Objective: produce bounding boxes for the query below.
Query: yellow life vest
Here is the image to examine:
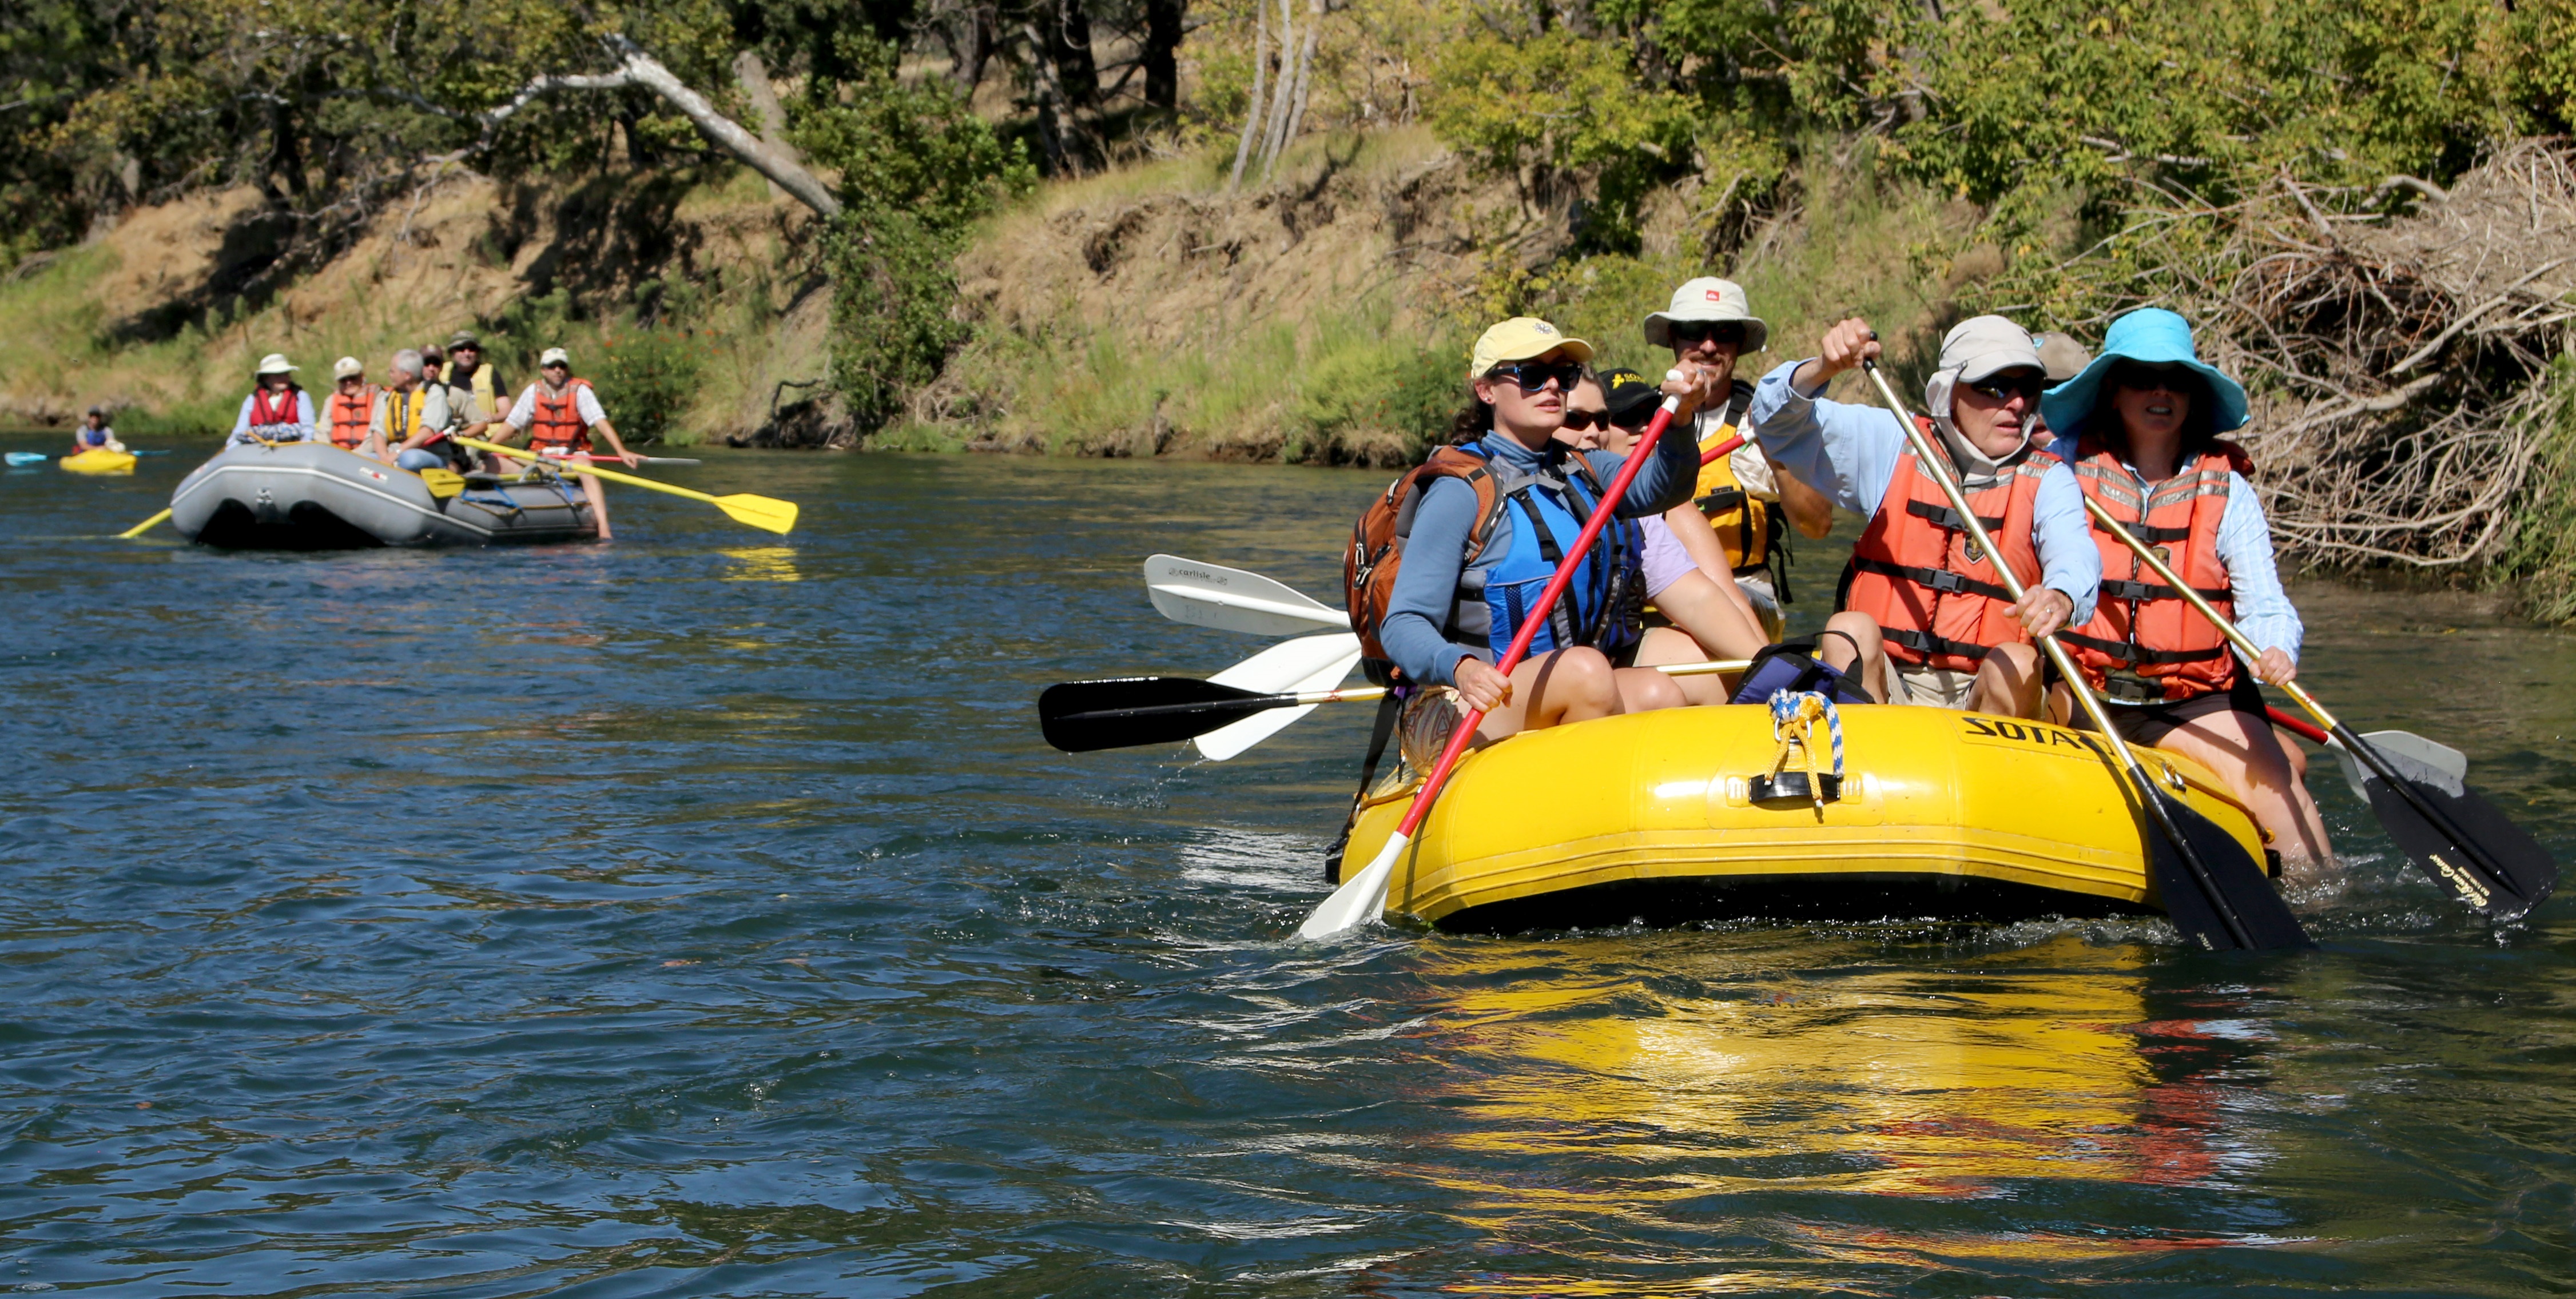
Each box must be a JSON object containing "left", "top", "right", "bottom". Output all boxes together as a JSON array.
[
  {"left": 1692, "top": 424, "right": 1783, "bottom": 572},
  {"left": 440, "top": 361, "right": 500, "bottom": 419},
  {"left": 383, "top": 385, "right": 432, "bottom": 442}
]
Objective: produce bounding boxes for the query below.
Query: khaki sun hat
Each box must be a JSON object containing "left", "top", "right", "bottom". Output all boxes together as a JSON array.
[
  {"left": 1938, "top": 315, "right": 2046, "bottom": 384},
  {"left": 1643, "top": 277, "right": 1768, "bottom": 353},
  {"left": 2030, "top": 331, "right": 2092, "bottom": 383},
  {"left": 331, "top": 356, "right": 364, "bottom": 380},
  {"left": 255, "top": 353, "right": 299, "bottom": 377},
  {"left": 1467, "top": 318, "right": 1592, "bottom": 381},
  {"left": 447, "top": 330, "right": 480, "bottom": 350},
  {"left": 539, "top": 346, "right": 571, "bottom": 368}
]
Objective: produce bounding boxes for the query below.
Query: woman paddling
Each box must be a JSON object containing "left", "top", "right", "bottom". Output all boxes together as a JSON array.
[
  {"left": 1373, "top": 317, "right": 1708, "bottom": 754},
  {"left": 2041, "top": 308, "right": 2334, "bottom": 868}
]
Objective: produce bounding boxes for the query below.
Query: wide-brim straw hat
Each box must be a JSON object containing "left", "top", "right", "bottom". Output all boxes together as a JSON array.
[
  {"left": 255, "top": 352, "right": 299, "bottom": 376},
  {"left": 1643, "top": 277, "right": 1769, "bottom": 353},
  {"left": 2041, "top": 308, "right": 2249, "bottom": 439}
]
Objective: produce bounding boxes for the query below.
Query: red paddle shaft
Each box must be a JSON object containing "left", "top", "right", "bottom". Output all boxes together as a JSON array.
[
  {"left": 2268, "top": 705, "right": 2328, "bottom": 745},
  {"left": 1392, "top": 399, "right": 1686, "bottom": 839},
  {"left": 1699, "top": 432, "right": 1746, "bottom": 466}
]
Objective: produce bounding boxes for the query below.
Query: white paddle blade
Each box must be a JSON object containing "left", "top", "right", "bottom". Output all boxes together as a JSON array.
[
  {"left": 1144, "top": 553, "right": 1351, "bottom": 636},
  {"left": 1299, "top": 831, "right": 1405, "bottom": 938},
  {"left": 2332, "top": 729, "right": 2470, "bottom": 801},
  {"left": 1196, "top": 636, "right": 1365, "bottom": 761}
]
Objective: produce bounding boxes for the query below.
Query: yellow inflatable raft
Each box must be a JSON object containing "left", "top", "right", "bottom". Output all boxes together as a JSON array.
[
  {"left": 1340, "top": 703, "right": 2265, "bottom": 933},
  {"left": 61, "top": 448, "right": 137, "bottom": 475}
]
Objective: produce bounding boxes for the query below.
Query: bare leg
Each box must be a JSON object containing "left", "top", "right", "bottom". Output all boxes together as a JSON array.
[
  {"left": 1635, "top": 626, "right": 1730, "bottom": 706},
  {"left": 1818, "top": 611, "right": 1888, "bottom": 703},
  {"left": 2148, "top": 707, "right": 2335, "bottom": 870},
  {"left": 1969, "top": 643, "right": 2044, "bottom": 718},
  {"left": 1612, "top": 664, "right": 1688, "bottom": 713},
  {"left": 574, "top": 469, "right": 612, "bottom": 539},
  {"left": 1473, "top": 647, "right": 1625, "bottom": 740},
  {"left": 1650, "top": 571, "right": 1767, "bottom": 662}
]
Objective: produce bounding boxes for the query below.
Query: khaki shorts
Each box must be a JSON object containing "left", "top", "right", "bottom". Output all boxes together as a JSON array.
[{"left": 1890, "top": 663, "right": 1978, "bottom": 710}]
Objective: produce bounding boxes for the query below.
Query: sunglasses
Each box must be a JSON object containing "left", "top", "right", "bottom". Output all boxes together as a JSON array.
[
  {"left": 1561, "top": 409, "right": 1612, "bottom": 432},
  {"left": 1965, "top": 375, "right": 2045, "bottom": 403},
  {"left": 2112, "top": 364, "right": 2193, "bottom": 393},
  {"left": 1486, "top": 360, "right": 1584, "bottom": 393},
  {"left": 1669, "top": 321, "right": 1746, "bottom": 346}
]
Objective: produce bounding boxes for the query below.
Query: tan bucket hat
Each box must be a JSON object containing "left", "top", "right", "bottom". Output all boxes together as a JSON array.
[
  {"left": 254, "top": 352, "right": 299, "bottom": 376},
  {"left": 1643, "top": 277, "right": 1768, "bottom": 352}
]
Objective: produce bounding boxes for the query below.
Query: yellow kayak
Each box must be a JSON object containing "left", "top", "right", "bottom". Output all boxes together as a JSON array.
[
  {"left": 1341, "top": 703, "right": 2265, "bottom": 932},
  {"left": 61, "top": 449, "right": 137, "bottom": 475}
]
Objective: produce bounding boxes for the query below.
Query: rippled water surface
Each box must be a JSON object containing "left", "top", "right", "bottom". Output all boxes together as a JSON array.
[{"left": 2, "top": 439, "right": 2573, "bottom": 1297}]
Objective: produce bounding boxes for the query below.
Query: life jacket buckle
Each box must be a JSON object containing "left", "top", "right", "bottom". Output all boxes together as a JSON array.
[{"left": 2102, "top": 670, "right": 2164, "bottom": 704}]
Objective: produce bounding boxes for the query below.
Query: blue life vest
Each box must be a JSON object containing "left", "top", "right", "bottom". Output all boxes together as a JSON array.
[{"left": 1446, "top": 437, "right": 1644, "bottom": 663}]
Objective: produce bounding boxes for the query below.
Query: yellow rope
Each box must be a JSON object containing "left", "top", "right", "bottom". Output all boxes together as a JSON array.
[{"left": 1767, "top": 693, "right": 1833, "bottom": 810}]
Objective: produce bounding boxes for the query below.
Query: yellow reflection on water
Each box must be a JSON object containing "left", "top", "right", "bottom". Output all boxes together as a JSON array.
[
  {"left": 721, "top": 547, "right": 803, "bottom": 583},
  {"left": 1385, "top": 937, "right": 2253, "bottom": 1284}
]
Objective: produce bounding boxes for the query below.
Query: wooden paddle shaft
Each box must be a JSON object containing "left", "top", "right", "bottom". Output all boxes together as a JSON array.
[{"left": 2076, "top": 494, "right": 2341, "bottom": 732}]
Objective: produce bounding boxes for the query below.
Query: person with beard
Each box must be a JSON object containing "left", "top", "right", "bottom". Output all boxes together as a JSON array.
[
  {"left": 1746, "top": 316, "right": 2101, "bottom": 718},
  {"left": 491, "top": 346, "right": 643, "bottom": 539}
]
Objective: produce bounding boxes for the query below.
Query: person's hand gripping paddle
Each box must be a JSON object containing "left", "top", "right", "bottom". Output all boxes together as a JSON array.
[
  {"left": 1298, "top": 372, "right": 1692, "bottom": 939},
  {"left": 2081, "top": 497, "right": 2556, "bottom": 919},
  {"left": 1856, "top": 355, "right": 2311, "bottom": 951}
]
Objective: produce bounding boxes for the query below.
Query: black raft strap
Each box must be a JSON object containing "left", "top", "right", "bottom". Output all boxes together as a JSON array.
[
  {"left": 2100, "top": 577, "right": 2233, "bottom": 603},
  {"left": 2056, "top": 630, "right": 2231, "bottom": 664},
  {"left": 1323, "top": 690, "right": 1406, "bottom": 884},
  {"left": 2094, "top": 516, "right": 2191, "bottom": 544},
  {"left": 1906, "top": 498, "right": 2007, "bottom": 534},
  {"left": 1849, "top": 556, "right": 2016, "bottom": 603}
]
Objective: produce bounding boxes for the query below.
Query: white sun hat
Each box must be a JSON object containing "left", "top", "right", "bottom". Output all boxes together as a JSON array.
[
  {"left": 255, "top": 352, "right": 299, "bottom": 376},
  {"left": 1643, "top": 277, "right": 1768, "bottom": 353}
]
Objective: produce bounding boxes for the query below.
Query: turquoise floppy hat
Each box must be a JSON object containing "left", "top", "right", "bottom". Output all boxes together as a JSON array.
[{"left": 2039, "top": 308, "right": 2248, "bottom": 440}]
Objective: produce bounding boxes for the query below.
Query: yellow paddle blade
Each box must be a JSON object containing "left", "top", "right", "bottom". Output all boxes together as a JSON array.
[
  {"left": 418, "top": 468, "right": 466, "bottom": 499},
  {"left": 714, "top": 493, "right": 798, "bottom": 535},
  {"left": 118, "top": 508, "right": 172, "bottom": 539}
]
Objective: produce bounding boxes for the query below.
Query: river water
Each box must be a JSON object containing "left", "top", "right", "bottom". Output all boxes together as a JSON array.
[{"left": 2, "top": 441, "right": 2571, "bottom": 1297}]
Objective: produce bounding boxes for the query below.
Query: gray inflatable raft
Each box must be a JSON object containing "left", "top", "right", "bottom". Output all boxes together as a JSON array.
[{"left": 170, "top": 441, "right": 597, "bottom": 548}]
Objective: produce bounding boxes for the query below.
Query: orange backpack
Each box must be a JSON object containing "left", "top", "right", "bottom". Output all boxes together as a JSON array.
[{"left": 1343, "top": 445, "right": 1509, "bottom": 679}]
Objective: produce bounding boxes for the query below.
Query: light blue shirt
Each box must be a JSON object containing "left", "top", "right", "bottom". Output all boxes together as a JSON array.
[
  {"left": 1380, "top": 428, "right": 1698, "bottom": 687},
  {"left": 2068, "top": 454, "right": 2303, "bottom": 671},
  {"left": 229, "top": 390, "right": 319, "bottom": 444},
  {"left": 1748, "top": 359, "right": 2100, "bottom": 625}
]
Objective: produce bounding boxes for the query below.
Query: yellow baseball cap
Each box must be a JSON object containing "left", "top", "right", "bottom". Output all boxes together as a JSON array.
[{"left": 1468, "top": 317, "right": 1593, "bottom": 381}]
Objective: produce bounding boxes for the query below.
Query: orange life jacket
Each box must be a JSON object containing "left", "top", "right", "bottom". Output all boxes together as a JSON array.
[
  {"left": 2060, "top": 439, "right": 2252, "bottom": 704},
  {"left": 325, "top": 387, "right": 377, "bottom": 449},
  {"left": 1836, "top": 417, "right": 2054, "bottom": 672},
  {"left": 527, "top": 378, "right": 594, "bottom": 452}
]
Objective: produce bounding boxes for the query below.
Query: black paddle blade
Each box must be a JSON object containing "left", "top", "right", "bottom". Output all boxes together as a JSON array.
[
  {"left": 1037, "top": 676, "right": 1284, "bottom": 753},
  {"left": 2362, "top": 766, "right": 2558, "bottom": 921},
  {"left": 2145, "top": 787, "right": 2315, "bottom": 952}
]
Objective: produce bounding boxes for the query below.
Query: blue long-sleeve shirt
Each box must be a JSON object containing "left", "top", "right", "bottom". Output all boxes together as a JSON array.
[
  {"left": 1382, "top": 426, "right": 1697, "bottom": 687},
  {"left": 229, "top": 390, "right": 318, "bottom": 444},
  {"left": 2064, "top": 454, "right": 2303, "bottom": 674},
  {"left": 1748, "top": 358, "right": 2100, "bottom": 625}
]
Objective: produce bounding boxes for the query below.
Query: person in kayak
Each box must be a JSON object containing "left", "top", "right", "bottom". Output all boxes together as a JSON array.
[
  {"left": 373, "top": 350, "right": 459, "bottom": 472},
  {"left": 71, "top": 407, "right": 123, "bottom": 456},
  {"left": 1748, "top": 315, "right": 2100, "bottom": 717},
  {"left": 1377, "top": 317, "right": 1708, "bottom": 749},
  {"left": 2041, "top": 308, "right": 2333, "bottom": 867},
  {"left": 1648, "top": 277, "right": 1835, "bottom": 637},
  {"left": 229, "top": 354, "right": 317, "bottom": 445},
  {"left": 490, "top": 346, "right": 643, "bottom": 539}
]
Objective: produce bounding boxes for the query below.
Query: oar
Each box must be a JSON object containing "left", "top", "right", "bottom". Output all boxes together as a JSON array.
[
  {"left": 2261, "top": 705, "right": 2467, "bottom": 802},
  {"left": 2081, "top": 495, "right": 2556, "bottom": 919},
  {"left": 1043, "top": 658, "right": 1754, "bottom": 754},
  {"left": 118, "top": 508, "right": 172, "bottom": 539},
  {"left": 454, "top": 436, "right": 798, "bottom": 535},
  {"left": 1859, "top": 359, "right": 2308, "bottom": 950},
  {"left": 1299, "top": 374, "right": 1695, "bottom": 939},
  {"left": 1195, "top": 632, "right": 1366, "bottom": 760},
  {"left": 1143, "top": 554, "right": 1351, "bottom": 636},
  {"left": 5, "top": 452, "right": 47, "bottom": 467}
]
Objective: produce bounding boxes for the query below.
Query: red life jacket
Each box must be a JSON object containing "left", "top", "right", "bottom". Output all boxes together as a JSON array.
[
  {"left": 2059, "top": 439, "right": 2253, "bottom": 704},
  {"left": 248, "top": 386, "right": 303, "bottom": 436},
  {"left": 1836, "top": 417, "right": 2055, "bottom": 672},
  {"left": 325, "top": 387, "right": 377, "bottom": 449},
  {"left": 527, "top": 378, "right": 594, "bottom": 452}
]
